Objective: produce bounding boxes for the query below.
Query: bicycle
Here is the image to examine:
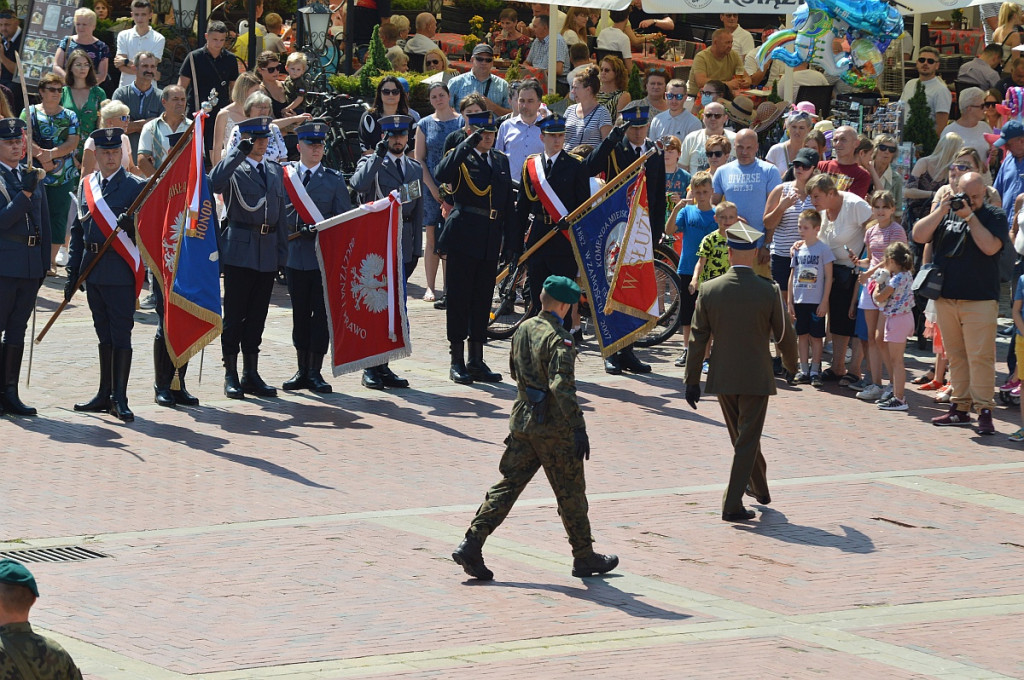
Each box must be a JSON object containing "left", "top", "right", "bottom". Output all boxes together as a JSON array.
[{"left": 305, "top": 92, "right": 367, "bottom": 182}]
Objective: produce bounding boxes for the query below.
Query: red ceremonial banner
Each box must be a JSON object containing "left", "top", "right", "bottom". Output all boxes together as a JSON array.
[
  {"left": 604, "top": 171, "right": 659, "bottom": 320},
  {"left": 315, "top": 192, "right": 411, "bottom": 375}
]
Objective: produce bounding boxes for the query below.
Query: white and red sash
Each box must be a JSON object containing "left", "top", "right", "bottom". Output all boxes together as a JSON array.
[
  {"left": 83, "top": 172, "right": 145, "bottom": 298},
  {"left": 283, "top": 164, "right": 325, "bottom": 226},
  {"left": 526, "top": 154, "right": 568, "bottom": 223}
]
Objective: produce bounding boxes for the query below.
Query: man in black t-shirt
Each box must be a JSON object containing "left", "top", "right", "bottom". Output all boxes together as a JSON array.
[
  {"left": 177, "top": 21, "right": 239, "bottom": 161},
  {"left": 0, "top": 10, "right": 22, "bottom": 113},
  {"left": 912, "top": 172, "right": 1008, "bottom": 435}
]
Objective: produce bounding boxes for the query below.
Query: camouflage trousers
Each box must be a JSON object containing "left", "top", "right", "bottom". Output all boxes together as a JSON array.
[{"left": 469, "top": 431, "right": 594, "bottom": 558}]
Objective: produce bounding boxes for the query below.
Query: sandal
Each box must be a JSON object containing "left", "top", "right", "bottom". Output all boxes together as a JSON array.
[
  {"left": 821, "top": 368, "right": 845, "bottom": 381},
  {"left": 838, "top": 373, "right": 862, "bottom": 387},
  {"left": 911, "top": 372, "right": 935, "bottom": 385},
  {"left": 422, "top": 290, "right": 436, "bottom": 302},
  {"left": 918, "top": 379, "right": 944, "bottom": 391}
]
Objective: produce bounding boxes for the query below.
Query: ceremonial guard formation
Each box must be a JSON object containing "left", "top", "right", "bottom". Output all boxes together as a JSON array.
[
  {"left": 0, "top": 118, "right": 46, "bottom": 417},
  {"left": 282, "top": 121, "right": 351, "bottom": 393},
  {"left": 67, "top": 128, "right": 147, "bottom": 423},
  {"left": 453, "top": 275, "right": 618, "bottom": 581},
  {"left": 434, "top": 111, "right": 515, "bottom": 385},
  {"left": 349, "top": 114, "right": 421, "bottom": 390},
  {"left": 210, "top": 116, "right": 288, "bottom": 400}
]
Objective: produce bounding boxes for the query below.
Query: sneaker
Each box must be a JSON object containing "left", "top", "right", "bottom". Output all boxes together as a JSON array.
[
  {"left": 702, "top": 360, "right": 710, "bottom": 374},
  {"left": 55, "top": 245, "right": 69, "bottom": 266},
  {"left": 1013, "top": 385, "right": 1021, "bottom": 399},
  {"left": 674, "top": 348, "right": 688, "bottom": 367},
  {"left": 977, "top": 408, "right": 995, "bottom": 435},
  {"left": 793, "top": 370, "right": 811, "bottom": 384},
  {"left": 139, "top": 294, "right": 157, "bottom": 310},
  {"left": 1007, "top": 427, "right": 1024, "bottom": 442},
  {"left": 876, "top": 386, "right": 894, "bottom": 404},
  {"left": 846, "top": 376, "right": 871, "bottom": 391},
  {"left": 999, "top": 377, "right": 1020, "bottom": 393},
  {"left": 931, "top": 404, "right": 972, "bottom": 426},
  {"left": 810, "top": 373, "right": 823, "bottom": 387},
  {"left": 856, "top": 384, "right": 883, "bottom": 401},
  {"left": 877, "top": 396, "right": 908, "bottom": 411}
]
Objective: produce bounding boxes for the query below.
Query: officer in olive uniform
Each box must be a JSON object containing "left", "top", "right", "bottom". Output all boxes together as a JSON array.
[
  {"left": 434, "top": 111, "right": 516, "bottom": 385},
  {"left": 453, "top": 275, "right": 619, "bottom": 581},
  {"left": 67, "top": 128, "right": 147, "bottom": 423},
  {"left": 210, "top": 116, "right": 288, "bottom": 400},
  {"left": 684, "top": 223, "right": 798, "bottom": 522},
  {"left": 591, "top": 103, "right": 666, "bottom": 375},
  {"left": 282, "top": 121, "right": 351, "bottom": 393},
  {"left": 349, "top": 114, "right": 422, "bottom": 390},
  {"left": 0, "top": 118, "right": 47, "bottom": 417},
  {"left": 0, "top": 559, "right": 83, "bottom": 679}
]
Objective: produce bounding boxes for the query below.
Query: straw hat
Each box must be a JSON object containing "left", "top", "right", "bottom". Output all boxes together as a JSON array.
[
  {"left": 750, "top": 101, "right": 790, "bottom": 134},
  {"left": 725, "top": 95, "right": 755, "bottom": 127}
]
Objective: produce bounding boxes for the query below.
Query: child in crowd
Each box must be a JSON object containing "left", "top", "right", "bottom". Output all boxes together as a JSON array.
[
  {"left": 691, "top": 201, "right": 739, "bottom": 373},
  {"left": 788, "top": 209, "right": 834, "bottom": 386},
  {"left": 871, "top": 242, "right": 915, "bottom": 411},
  {"left": 673, "top": 171, "right": 716, "bottom": 367},
  {"left": 282, "top": 52, "right": 309, "bottom": 115},
  {"left": 1010, "top": 270, "right": 1024, "bottom": 440}
]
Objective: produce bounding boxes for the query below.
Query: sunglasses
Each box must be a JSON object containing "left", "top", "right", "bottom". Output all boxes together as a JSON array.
[
  {"left": 475, "top": 56, "right": 493, "bottom": 62},
  {"left": 699, "top": 90, "right": 718, "bottom": 96},
  {"left": 706, "top": 150, "right": 726, "bottom": 158},
  {"left": 703, "top": 112, "right": 723, "bottom": 119},
  {"left": 380, "top": 88, "right": 401, "bottom": 96},
  {"left": 665, "top": 93, "right": 685, "bottom": 100},
  {"left": 984, "top": 101, "right": 999, "bottom": 108},
  {"left": 876, "top": 144, "right": 897, "bottom": 153},
  {"left": 39, "top": 86, "right": 61, "bottom": 93},
  {"left": 793, "top": 162, "right": 813, "bottom": 170},
  {"left": 425, "top": 59, "right": 441, "bottom": 66},
  {"left": 917, "top": 57, "right": 937, "bottom": 64},
  {"left": 950, "top": 163, "right": 971, "bottom": 171},
  {"left": 263, "top": 64, "right": 281, "bottom": 72}
]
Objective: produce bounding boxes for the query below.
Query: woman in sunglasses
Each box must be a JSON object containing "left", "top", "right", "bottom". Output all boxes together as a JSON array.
[
  {"left": 359, "top": 75, "right": 417, "bottom": 154},
  {"left": 983, "top": 89, "right": 1004, "bottom": 130},
  {"left": 765, "top": 109, "right": 813, "bottom": 174},
  {"left": 60, "top": 50, "right": 105, "bottom": 161},
  {"left": 903, "top": 132, "right": 964, "bottom": 233},
  {"left": 80, "top": 100, "right": 141, "bottom": 178},
  {"left": 940, "top": 87, "right": 994, "bottom": 179},
  {"left": 421, "top": 49, "right": 456, "bottom": 85},
  {"left": 256, "top": 51, "right": 289, "bottom": 120},
  {"left": 597, "top": 55, "right": 631, "bottom": 118},
  {"left": 866, "top": 134, "right": 903, "bottom": 221}
]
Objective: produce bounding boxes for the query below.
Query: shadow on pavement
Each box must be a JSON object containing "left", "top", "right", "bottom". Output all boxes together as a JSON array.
[
  {"left": 582, "top": 380, "right": 725, "bottom": 428},
  {"left": 7, "top": 416, "right": 128, "bottom": 450},
  {"left": 206, "top": 449, "right": 335, "bottom": 489},
  {"left": 500, "top": 577, "right": 692, "bottom": 620},
  {"left": 733, "top": 507, "right": 876, "bottom": 554}
]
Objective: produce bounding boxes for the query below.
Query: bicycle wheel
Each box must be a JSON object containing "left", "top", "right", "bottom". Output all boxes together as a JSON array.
[
  {"left": 634, "top": 259, "right": 683, "bottom": 347},
  {"left": 655, "top": 242, "right": 680, "bottom": 269},
  {"left": 487, "top": 263, "right": 533, "bottom": 340}
]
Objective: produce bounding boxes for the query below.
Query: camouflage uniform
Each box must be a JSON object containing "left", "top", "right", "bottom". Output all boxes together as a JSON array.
[
  {"left": 468, "top": 310, "right": 595, "bottom": 558},
  {"left": 0, "top": 622, "right": 83, "bottom": 679}
]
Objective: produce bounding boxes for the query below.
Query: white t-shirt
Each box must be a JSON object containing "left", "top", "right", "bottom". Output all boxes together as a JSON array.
[
  {"left": 649, "top": 108, "right": 703, "bottom": 144},
  {"left": 563, "top": 30, "right": 581, "bottom": 46},
  {"left": 596, "top": 26, "right": 631, "bottom": 60},
  {"left": 820, "top": 191, "right": 872, "bottom": 267},
  {"left": 680, "top": 128, "right": 736, "bottom": 175},
  {"left": 115, "top": 26, "right": 166, "bottom": 88},
  {"left": 765, "top": 142, "right": 791, "bottom": 175},
  {"left": 744, "top": 50, "right": 785, "bottom": 87},
  {"left": 900, "top": 76, "right": 952, "bottom": 121},
  {"left": 405, "top": 33, "right": 436, "bottom": 54},
  {"left": 731, "top": 26, "right": 755, "bottom": 58},
  {"left": 941, "top": 121, "right": 993, "bottom": 165},
  {"left": 792, "top": 69, "right": 830, "bottom": 101}
]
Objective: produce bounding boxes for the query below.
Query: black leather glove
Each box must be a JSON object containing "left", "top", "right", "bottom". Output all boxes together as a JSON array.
[
  {"left": 375, "top": 139, "right": 389, "bottom": 158},
  {"left": 465, "top": 130, "right": 483, "bottom": 148},
  {"left": 685, "top": 383, "right": 701, "bottom": 410},
  {"left": 556, "top": 218, "right": 569, "bottom": 231},
  {"left": 237, "top": 138, "right": 255, "bottom": 156},
  {"left": 21, "top": 168, "right": 39, "bottom": 193},
  {"left": 302, "top": 224, "right": 317, "bottom": 237},
  {"left": 609, "top": 121, "right": 630, "bottom": 143},
  {"left": 63, "top": 269, "right": 80, "bottom": 302},
  {"left": 116, "top": 213, "right": 134, "bottom": 238},
  {"left": 573, "top": 428, "right": 590, "bottom": 461}
]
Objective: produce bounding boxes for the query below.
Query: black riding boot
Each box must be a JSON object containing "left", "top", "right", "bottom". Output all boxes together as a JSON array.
[
  {"left": 0, "top": 343, "right": 36, "bottom": 415},
  {"left": 223, "top": 353, "right": 244, "bottom": 399},
  {"left": 282, "top": 349, "right": 310, "bottom": 391},
  {"left": 109, "top": 348, "right": 134, "bottom": 422},
  {"left": 466, "top": 340, "right": 501, "bottom": 382},
  {"left": 153, "top": 338, "right": 176, "bottom": 407},
  {"left": 307, "top": 352, "right": 332, "bottom": 393},
  {"left": 241, "top": 352, "right": 277, "bottom": 397},
  {"left": 171, "top": 361, "right": 200, "bottom": 406},
  {"left": 449, "top": 342, "right": 473, "bottom": 385},
  {"left": 75, "top": 344, "right": 113, "bottom": 412}
]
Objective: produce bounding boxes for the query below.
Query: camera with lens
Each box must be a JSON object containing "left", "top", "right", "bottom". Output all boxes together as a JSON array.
[{"left": 949, "top": 193, "right": 968, "bottom": 211}]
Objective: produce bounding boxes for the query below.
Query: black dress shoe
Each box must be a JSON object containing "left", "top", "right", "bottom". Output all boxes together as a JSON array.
[
  {"left": 618, "top": 348, "right": 651, "bottom": 374},
  {"left": 378, "top": 364, "right": 409, "bottom": 388},
  {"left": 604, "top": 357, "right": 622, "bottom": 375},
  {"left": 722, "top": 508, "right": 756, "bottom": 522},
  {"left": 452, "top": 535, "right": 493, "bottom": 581},
  {"left": 572, "top": 552, "right": 619, "bottom": 577},
  {"left": 361, "top": 367, "right": 385, "bottom": 390},
  {"left": 745, "top": 485, "right": 771, "bottom": 505}
]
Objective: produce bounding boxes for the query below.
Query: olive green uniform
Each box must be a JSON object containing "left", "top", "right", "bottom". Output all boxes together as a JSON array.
[
  {"left": 468, "top": 310, "right": 595, "bottom": 558},
  {"left": 0, "top": 622, "right": 83, "bottom": 680}
]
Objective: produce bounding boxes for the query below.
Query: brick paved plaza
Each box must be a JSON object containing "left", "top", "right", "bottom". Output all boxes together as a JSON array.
[{"left": 2, "top": 271, "right": 1023, "bottom": 679}]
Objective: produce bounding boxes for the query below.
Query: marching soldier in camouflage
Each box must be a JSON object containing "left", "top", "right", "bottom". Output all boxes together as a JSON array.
[
  {"left": 0, "top": 559, "right": 83, "bottom": 679},
  {"left": 453, "top": 275, "right": 619, "bottom": 581}
]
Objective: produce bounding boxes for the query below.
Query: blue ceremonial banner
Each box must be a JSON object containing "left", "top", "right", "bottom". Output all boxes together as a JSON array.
[{"left": 569, "top": 170, "right": 655, "bottom": 358}]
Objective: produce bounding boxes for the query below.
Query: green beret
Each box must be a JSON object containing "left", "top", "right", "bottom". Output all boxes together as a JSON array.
[
  {"left": 0, "top": 559, "right": 39, "bottom": 597},
  {"left": 543, "top": 275, "right": 581, "bottom": 304}
]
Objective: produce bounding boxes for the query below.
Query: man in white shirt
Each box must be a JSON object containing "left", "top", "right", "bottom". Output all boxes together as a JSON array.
[
  {"left": 900, "top": 46, "right": 951, "bottom": 135},
  {"left": 721, "top": 13, "right": 754, "bottom": 58},
  {"left": 791, "top": 63, "right": 830, "bottom": 101},
  {"left": 496, "top": 80, "right": 544, "bottom": 183},
  {"left": 406, "top": 12, "right": 437, "bottom": 54},
  {"left": 138, "top": 85, "right": 190, "bottom": 177},
  {"left": 114, "top": 0, "right": 165, "bottom": 88},
  {"left": 524, "top": 15, "right": 568, "bottom": 77},
  {"left": 596, "top": 8, "right": 633, "bottom": 71},
  {"left": 940, "top": 87, "right": 993, "bottom": 167},
  {"left": 680, "top": 101, "right": 736, "bottom": 174},
  {"left": 649, "top": 78, "right": 702, "bottom": 143}
]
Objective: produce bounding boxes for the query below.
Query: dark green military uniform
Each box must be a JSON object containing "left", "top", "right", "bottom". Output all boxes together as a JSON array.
[
  {"left": 468, "top": 310, "right": 594, "bottom": 558},
  {"left": 0, "top": 622, "right": 83, "bottom": 680}
]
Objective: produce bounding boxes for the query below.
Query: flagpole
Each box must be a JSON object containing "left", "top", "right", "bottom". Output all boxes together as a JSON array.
[
  {"left": 35, "top": 122, "right": 198, "bottom": 344},
  {"left": 495, "top": 144, "right": 661, "bottom": 285}
]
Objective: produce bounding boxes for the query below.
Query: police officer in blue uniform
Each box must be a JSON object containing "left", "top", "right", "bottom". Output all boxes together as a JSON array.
[
  {"left": 434, "top": 111, "right": 516, "bottom": 385},
  {"left": 349, "top": 114, "right": 422, "bottom": 390},
  {"left": 0, "top": 118, "right": 47, "bottom": 416},
  {"left": 210, "top": 116, "right": 288, "bottom": 400},
  {"left": 66, "top": 128, "right": 147, "bottom": 422},
  {"left": 282, "top": 121, "right": 351, "bottom": 393}
]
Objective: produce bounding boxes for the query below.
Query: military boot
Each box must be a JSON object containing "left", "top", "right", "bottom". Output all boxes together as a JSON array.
[
  {"left": 223, "top": 354, "right": 245, "bottom": 399},
  {"left": 618, "top": 346, "right": 651, "bottom": 374},
  {"left": 171, "top": 361, "right": 200, "bottom": 406},
  {"left": 571, "top": 552, "right": 619, "bottom": 577},
  {"left": 153, "top": 337, "right": 176, "bottom": 407},
  {"left": 361, "top": 366, "right": 384, "bottom": 390},
  {"left": 466, "top": 341, "right": 501, "bottom": 382},
  {"left": 449, "top": 342, "right": 473, "bottom": 385},
  {"left": 452, "top": 533, "right": 493, "bottom": 581},
  {"left": 109, "top": 348, "right": 134, "bottom": 423},
  {"left": 75, "top": 344, "right": 113, "bottom": 412},
  {"left": 282, "top": 349, "right": 310, "bottom": 391},
  {"left": 307, "top": 352, "right": 332, "bottom": 393},
  {"left": 0, "top": 343, "right": 36, "bottom": 416},
  {"left": 240, "top": 353, "right": 277, "bottom": 397},
  {"left": 378, "top": 363, "right": 409, "bottom": 388}
]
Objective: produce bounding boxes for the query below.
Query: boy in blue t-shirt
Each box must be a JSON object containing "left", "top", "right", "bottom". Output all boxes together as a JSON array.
[
  {"left": 788, "top": 209, "right": 834, "bottom": 386},
  {"left": 673, "top": 170, "right": 717, "bottom": 367}
]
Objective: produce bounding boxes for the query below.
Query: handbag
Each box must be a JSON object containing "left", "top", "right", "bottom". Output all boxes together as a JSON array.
[{"left": 912, "top": 264, "right": 944, "bottom": 300}]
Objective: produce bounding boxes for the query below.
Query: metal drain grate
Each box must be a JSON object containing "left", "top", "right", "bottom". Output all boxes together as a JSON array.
[{"left": 0, "top": 546, "right": 109, "bottom": 564}]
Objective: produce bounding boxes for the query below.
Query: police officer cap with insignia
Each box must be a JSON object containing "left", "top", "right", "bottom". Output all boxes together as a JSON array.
[
  {"left": 0, "top": 117, "right": 26, "bottom": 140},
  {"left": 619, "top": 101, "right": 650, "bottom": 127},
  {"left": 537, "top": 113, "right": 567, "bottom": 135},
  {"left": 465, "top": 111, "right": 499, "bottom": 132},
  {"left": 379, "top": 114, "right": 415, "bottom": 137},
  {"left": 236, "top": 116, "right": 273, "bottom": 138},
  {"left": 90, "top": 127, "right": 126, "bottom": 148},
  {"left": 295, "top": 121, "right": 327, "bottom": 143}
]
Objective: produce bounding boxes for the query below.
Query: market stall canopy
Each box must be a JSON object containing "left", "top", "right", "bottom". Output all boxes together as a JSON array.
[{"left": 636, "top": 0, "right": 983, "bottom": 15}]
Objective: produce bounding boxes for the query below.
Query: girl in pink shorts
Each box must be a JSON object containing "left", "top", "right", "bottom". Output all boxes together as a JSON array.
[{"left": 871, "top": 242, "right": 916, "bottom": 411}]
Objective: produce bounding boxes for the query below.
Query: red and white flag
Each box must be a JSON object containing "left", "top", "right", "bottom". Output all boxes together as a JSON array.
[
  {"left": 603, "top": 170, "right": 659, "bottom": 320},
  {"left": 315, "top": 192, "right": 411, "bottom": 374},
  {"left": 83, "top": 172, "right": 145, "bottom": 298}
]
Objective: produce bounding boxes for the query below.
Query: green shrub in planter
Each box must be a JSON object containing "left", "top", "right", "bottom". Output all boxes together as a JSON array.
[{"left": 392, "top": 0, "right": 429, "bottom": 9}]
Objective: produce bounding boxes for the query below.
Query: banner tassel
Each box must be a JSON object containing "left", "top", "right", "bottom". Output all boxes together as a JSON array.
[{"left": 171, "top": 367, "right": 181, "bottom": 391}]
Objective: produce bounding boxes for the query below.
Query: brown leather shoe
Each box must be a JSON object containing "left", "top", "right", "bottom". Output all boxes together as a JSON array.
[{"left": 745, "top": 485, "right": 771, "bottom": 505}]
